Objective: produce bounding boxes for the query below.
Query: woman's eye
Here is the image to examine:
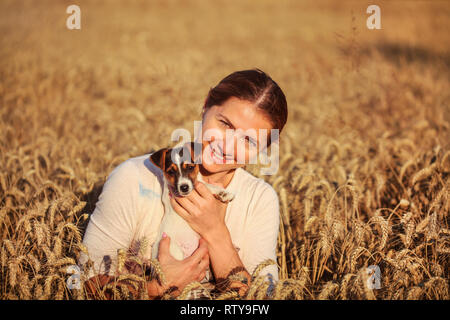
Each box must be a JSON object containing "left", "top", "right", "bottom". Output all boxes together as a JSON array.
[{"left": 220, "top": 120, "right": 230, "bottom": 127}]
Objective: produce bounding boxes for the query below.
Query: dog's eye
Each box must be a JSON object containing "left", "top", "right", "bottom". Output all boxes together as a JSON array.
[
  {"left": 167, "top": 169, "right": 176, "bottom": 175},
  {"left": 185, "top": 165, "right": 195, "bottom": 171}
]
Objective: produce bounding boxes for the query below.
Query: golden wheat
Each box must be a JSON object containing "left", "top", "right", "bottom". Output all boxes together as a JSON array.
[{"left": 1, "top": 0, "right": 448, "bottom": 301}]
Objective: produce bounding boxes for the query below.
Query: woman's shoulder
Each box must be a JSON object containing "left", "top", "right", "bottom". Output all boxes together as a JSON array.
[
  {"left": 233, "top": 168, "right": 280, "bottom": 224},
  {"left": 107, "top": 153, "right": 164, "bottom": 189},
  {"left": 236, "top": 168, "right": 279, "bottom": 202}
]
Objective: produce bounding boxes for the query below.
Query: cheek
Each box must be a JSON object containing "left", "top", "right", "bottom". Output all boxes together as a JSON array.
[
  {"left": 234, "top": 145, "right": 259, "bottom": 165},
  {"left": 187, "top": 166, "right": 199, "bottom": 181},
  {"left": 247, "top": 145, "right": 259, "bottom": 158},
  {"left": 202, "top": 121, "right": 226, "bottom": 143},
  {"left": 165, "top": 174, "right": 176, "bottom": 186}
]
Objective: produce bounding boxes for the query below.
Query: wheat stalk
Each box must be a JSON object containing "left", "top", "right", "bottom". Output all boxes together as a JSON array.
[
  {"left": 370, "top": 215, "right": 390, "bottom": 250},
  {"left": 251, "top": 259, "right": 277, "bottom": 279},
  {"left": 318, "top": 281, "right": 339, "bottom": 300},
  {"left": 340, "top": 273, "right": 355, "bottom": 300},
  {"left": 246, "top": 275, "right": 266, "bottom": 299},
  {"left": 411, "top": 163, "right": 437, "bottom": 186},
  {"left": 0, "top": 2, "right": 448, "bottom": 301},
  {"left": 400, "top": 211, "right": 415, "bottom": 248},
  {"left": 177, "top": 281, "right": 206, "bottom": 300}
]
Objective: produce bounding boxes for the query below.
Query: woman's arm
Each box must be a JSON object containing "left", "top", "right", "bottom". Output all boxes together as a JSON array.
[
  {"left": 170, "top": 181, "right": 252, "bottom": 296},
  {"left": 204, "top": 223, "right": 252, "bottom": 296},
  {"left": 83, "top": 273, "right": 166, "bottom": 299},
  {"left": 83, "top": 234, "right": 210, "bottom": 299}
]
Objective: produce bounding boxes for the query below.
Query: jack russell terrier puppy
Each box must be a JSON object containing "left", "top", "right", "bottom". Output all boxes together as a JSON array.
[{"left": 149, "top": 142, "right": 235, "bottom": 282}]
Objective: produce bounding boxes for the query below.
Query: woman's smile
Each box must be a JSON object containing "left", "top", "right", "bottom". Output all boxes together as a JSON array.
[{"left": 208, "top": 142, "right": 234, "bottom": 163}]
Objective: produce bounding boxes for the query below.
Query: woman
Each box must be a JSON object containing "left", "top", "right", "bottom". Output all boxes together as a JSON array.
[{"left": 80, "top": 68, "right": 288, "bottom": 299}]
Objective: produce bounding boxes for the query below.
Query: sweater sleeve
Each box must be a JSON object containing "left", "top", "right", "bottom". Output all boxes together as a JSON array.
[
  {"left": 242, "top": 182, "right": 280, "bottom": 282},
  {"left": 79, "top": 160, "right": 141, "bottom": 277}
]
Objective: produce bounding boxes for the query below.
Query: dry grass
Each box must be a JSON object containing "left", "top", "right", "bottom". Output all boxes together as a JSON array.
[{"left": 1, "top": 0, "right": 449, "bottom": 300}]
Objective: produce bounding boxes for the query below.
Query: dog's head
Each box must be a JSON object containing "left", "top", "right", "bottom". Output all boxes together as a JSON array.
[{"left": 149, "top": 142, "right": 202, "bottom": 197}]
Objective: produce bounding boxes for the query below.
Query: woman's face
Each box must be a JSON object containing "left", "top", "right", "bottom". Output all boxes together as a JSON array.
[{"left": 200, "top": 96, "right": 273, "bottom": 174}]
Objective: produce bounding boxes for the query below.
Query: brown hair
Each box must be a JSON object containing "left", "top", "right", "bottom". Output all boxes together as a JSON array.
[{"left": 201, "top": 68, "right": 288, "bottom": 145}]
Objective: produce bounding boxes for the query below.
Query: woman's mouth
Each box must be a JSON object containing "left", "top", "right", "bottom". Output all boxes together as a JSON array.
[{"left": 210, "top": 144, "right": 233, "bottom": 162}]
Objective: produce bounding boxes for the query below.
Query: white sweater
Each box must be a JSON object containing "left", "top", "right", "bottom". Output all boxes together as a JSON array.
[{"left": 79, "top": 153, "right": 280, "bottom": 282}]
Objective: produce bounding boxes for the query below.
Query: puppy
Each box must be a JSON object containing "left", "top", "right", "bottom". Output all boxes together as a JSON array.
[{"left": 149, "top": 142, "right": 235, "bottom": 282}]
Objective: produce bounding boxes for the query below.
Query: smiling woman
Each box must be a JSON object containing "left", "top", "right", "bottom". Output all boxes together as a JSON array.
[
  {"left": 201, "top": 97, "right": 273, "bottom": 168},
  {"left": 79, "top": 68, "right": 288, "bottom": 299},
  {"left": 198, "top": 69, "right": 287, "bottom": 184}
]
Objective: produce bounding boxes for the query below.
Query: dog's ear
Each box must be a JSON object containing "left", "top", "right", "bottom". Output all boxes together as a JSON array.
[
  {"left": 150, "top": 148, "right": 168, "bottom": 171},
  {"left": 189, "top": 141, "right": 202, "bottom": 164}
]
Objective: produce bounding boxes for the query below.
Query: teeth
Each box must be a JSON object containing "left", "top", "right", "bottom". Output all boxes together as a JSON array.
[
  {"left": 211, "top": 149, "right": 222, "bottom": 161},
  {"left": 212, "top": 146, "right": 230, "bottom": 160},
  {"left": 213, "top": 147, "right": 223, "bottom": 159}
]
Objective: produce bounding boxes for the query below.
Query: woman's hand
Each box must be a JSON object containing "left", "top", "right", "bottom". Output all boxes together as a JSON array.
[
  {"left": 155, "top": 234, "right": 210, "bottom": 297},
  {"left": 169, "top": 181, "right": 251, "bottom": 297},
  {"left": 169, "top": 181, "right": 229, "bottom": 242}
]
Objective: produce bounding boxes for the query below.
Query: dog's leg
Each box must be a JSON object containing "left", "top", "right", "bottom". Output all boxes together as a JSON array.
[
  {"left": 214, "top": 190, "right": 235, "bottom": 203},
  {"left": 206, "top": 183, "right": 235, "bottom": 203},
  {"left": 197, "top": 173, "right": 235, "bottom": 203}
]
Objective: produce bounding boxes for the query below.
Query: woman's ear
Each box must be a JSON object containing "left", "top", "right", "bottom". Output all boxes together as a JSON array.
[{"left": 150, "top": 148, "right": 168, "bottom": 171}]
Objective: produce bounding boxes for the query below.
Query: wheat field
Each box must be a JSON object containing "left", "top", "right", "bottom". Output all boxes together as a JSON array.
[{"left": 0, "top": 0, "right": 449, "bottom": 300}]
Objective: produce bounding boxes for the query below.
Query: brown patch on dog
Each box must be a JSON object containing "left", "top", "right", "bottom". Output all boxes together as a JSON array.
[
  {"left": 163, "top": 163, "right": 178, "bottom": 187},
  {"left": 164, "top": 173, "right": 176, "bottom": 188},
  {"left": 150, "top": 148, "right": 169, "bottom": 172},
  {"left": 186, "top": 164, "right": 199, "bottom": 184},
  {"left": 166, "top": 163, "right": 178, "bottom": 173}
]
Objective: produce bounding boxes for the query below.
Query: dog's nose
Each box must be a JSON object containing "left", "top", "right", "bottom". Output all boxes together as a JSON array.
[{"left": 180, "top": 184, "right": 189, "bottom": 193}]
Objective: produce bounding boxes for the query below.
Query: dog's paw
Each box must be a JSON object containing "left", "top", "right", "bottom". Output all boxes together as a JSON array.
[{"left": 214, "top": 191, "right": 235, "bottom": 203}]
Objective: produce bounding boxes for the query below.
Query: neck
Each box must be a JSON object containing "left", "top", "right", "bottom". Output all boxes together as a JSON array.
[{"left": 199, "top": 166, "right": 236, "bottom": 188}]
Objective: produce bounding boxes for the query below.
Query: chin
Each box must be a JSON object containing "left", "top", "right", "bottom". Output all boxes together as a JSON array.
[{"left": 200, "top": 160, "right": 234, "bottom": 174}]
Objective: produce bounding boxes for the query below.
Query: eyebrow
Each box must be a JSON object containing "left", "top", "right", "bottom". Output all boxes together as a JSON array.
[
  {"left": 218, "top": 113, "right": 258, "bottom": 144},
  {"left": 218, "top": 113, "right": 235, "bottom": 129}
]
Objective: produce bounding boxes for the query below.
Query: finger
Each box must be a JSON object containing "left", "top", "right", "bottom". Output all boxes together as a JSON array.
[
  {"left": 195, "top": 251, "right": 209, "bottom": 265},
  {"left": 197, "top": 271, "right": 206, "bottom": 282},
  {"left": 157, "top": 233, "right": 171, "bottom": 261},
  {"left": 184, "top": 188, "right": 202, "bottom": 207},
  {"left": 198, "top": 237, "right": 208, "bottom": 249},
  {"left": 198, "top": 256, "right": 210, "bottom": 271},
  {"left": 170, "top": 197, "right": 192, "bottom": 220},
  {"left": 198, "top": 239, "right": 210, "bottom": 259},
  {"left": 194, "top": 181, "right": 214, "bottom": 199},
  {"left": 198, "top": 240, "right": 209, "bottom": 260},
  {"left": 174, "top": 196, "right": 200, "bottom": 216}
]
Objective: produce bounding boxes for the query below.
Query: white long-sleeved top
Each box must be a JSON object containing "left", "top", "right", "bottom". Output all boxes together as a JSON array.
[{"left": 79, "top": 153, "right": 280, "bottom": 282}]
